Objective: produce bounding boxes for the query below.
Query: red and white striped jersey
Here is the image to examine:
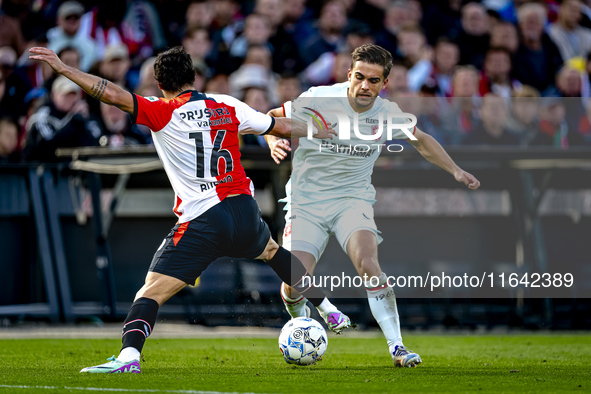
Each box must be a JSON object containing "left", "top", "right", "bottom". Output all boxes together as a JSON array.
[{"left": 132, "top": 90, "right": 275, "bottom": 223}]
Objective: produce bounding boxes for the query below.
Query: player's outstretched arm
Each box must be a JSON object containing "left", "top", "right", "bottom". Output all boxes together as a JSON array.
[
  {"left": 29, "top": 47, "right": 134, "bottom": 114},
  {"left": 265, "top": 107, "right": 291, "bottom": 164},
  {"left": 269, "top": 117, "right": 336, "bottom": 140},
  {"left": 408, "top": 128, "right": 480, "bottom": 190}
]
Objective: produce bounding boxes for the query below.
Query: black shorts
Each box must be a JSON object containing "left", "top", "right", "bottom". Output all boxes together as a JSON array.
[{"left": 149, "top": 194, "right": 271, "bottom": 284}]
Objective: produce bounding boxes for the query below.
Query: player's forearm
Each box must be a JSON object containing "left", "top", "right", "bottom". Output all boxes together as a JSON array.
[
  {"left": 60, "top": 66, "right": 134, "bottom": 113},
  {"left": 415, "top": 133, "right": 461, "bottom": 176},
  {"left": 268, "top": 118, "right": 307, "bottom": 139}
]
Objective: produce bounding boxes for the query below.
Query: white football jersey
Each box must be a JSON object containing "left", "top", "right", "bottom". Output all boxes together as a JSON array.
[
  {"left": 132, "top": 90, "right": 275, "bottom": 223},
  {"left": 283, "top": 82, "right": 415, "bottom": 206}
]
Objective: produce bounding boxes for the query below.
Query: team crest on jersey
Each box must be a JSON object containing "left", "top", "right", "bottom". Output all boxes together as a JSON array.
[
  {"left": 371, "top": 125, "right": 381, "bottom": 141},
  {"left": 145, "top": 96, "right": 159, "bottom": 102}
]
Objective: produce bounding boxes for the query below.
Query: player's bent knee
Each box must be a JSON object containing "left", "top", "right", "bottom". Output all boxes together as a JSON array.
[
  {"left": 135, "top": 273, "right": 188, "bottom": 306},
  {"left": 256, "top": 236, "right": 279, "bottom": 261},
  {"left": 355, "top": 257, "right": 382, "bottom": 277}
]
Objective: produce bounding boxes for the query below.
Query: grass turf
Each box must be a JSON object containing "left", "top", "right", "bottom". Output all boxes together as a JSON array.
[{"left": 0, "top": 335, "right": 590, "bottom": 394}]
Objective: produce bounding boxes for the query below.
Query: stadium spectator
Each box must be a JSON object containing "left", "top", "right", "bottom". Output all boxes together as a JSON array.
[
  {"left": 204, "top": 73, "right": 230, "bottom": 95},
  {"left": 23, "top": 75, "right": 101, "bottom": 162},
  {"left": 490, "top": 21, "right": 519, "bottom": 54},
  {"left": 569, "top": 98, "right": 591, "bottom": 145},
  {"left": 242, "top": 86, "right": 271, "bottom": 146},
  {"left": 192, "top": 59, "right": 207, "bottom": 91},
  {"left": 77, "top": 0, "right": 128, "bottom": 60},
  {"left": 422, "top": 0, "right": 462, "bottom": 45},
  {"left": 0, "top": 116, "right": 19, "bottom": 163},
  {"left": 255, "top": 0, "right": 303, "bottom": 73},
  {"left": 444, "top": 66, "right": 480, "bottom": 144},
  {"left": 374, "top": 0, "right": 412, "bottom": 56},
  {"left": 282, "top": 0, "right": 314, "bottom": 45},
  {"left": 303, "top": 22, "right": 374, "bottom": 87},
  {"left": 514, "top": 2, "right": 564, "bottom": 93},
  {"left": 229, "top": 44, "right": 279, "bottom": 103},
  {"left": 410, "top": 37, "right": 459, "bottom": 96},
  {"left": 1, "top": 45, "right": 52, "bottom": 122},
  {"left": 299, "top": 1, "right": 347, "bottom": 67},
  {"left": 229, "top": 14, "right": 273, "bottom": 61},
  {"left": 464, "top": 94, "right": 519, "bottom": 145},
  {"left": 549, "top": 0, "right": 591, "bottom": 61},
  {"left": 123, "top": 0, "right": 167, "bottom": 61},
  {"left": 497, "top": 0, "right": 532, "bottom": 24},
  {"left": 554, "top": 64, "right": 585, "bottom": 97},
  {"left": 182, "top": 27, "right": 212, "bottom": 67},
  {"left": 479, "top": 47, "right": 522, "bottom": 97},
  {"left": 506, "top": 85, "right": 545, "bottom": 146},
  {"left": 0, "top": 70, "right": 5, "bottom": 111},
  {"left": 384, "top": 60, "right": 409, "bottom": 95},
  {"left": 98, "top": 102, "right": 150, "bottom": 147},
  {"left": 0, "top": 0, "right": 26, "bottom": 56},
  {"left": 57, "top": 47, "right": 81, "bottom": 71},
  {"left": 47, "top": 1, "right": 97, "bottom": 72},
  {"left": 183, "top": 0, "right": 214, "bottom": 32},
  {"left": 456, "top": 2, "right": 490, "bottom": 68},
  {"left": 99, "top": 44, "right": 131, "bottom": 90},
  {"left": 538, "top": 96, "right": 569, "bottom": 148},
  {"left": 277, "top": 73, "right": 302, "bottom": 104},
  {"left": 396, "top": 26, "right": 430, "bottom": 69}
]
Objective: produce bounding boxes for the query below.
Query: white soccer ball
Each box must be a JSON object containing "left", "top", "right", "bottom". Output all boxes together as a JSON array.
[{"left": 278, "top": 317, "right": 328, "bottom": 365}]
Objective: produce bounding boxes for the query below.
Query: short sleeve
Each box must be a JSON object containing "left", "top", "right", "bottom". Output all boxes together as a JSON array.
[
  {"left": 282, "top": 101, "right": 292, "bottom": 118},
  {"left": 222, "top": 96, "right": 274, "bottom": 135},
  {"left": 132, "top": 94, "right": 180, "bottom": 132}
]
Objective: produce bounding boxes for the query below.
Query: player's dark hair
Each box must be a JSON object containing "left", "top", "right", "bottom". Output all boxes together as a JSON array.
[
  {"left": 350, "top": 44, "right": 393, "bottom": 79},
  {"left": 154, "top": 46, "right": 196, "bottom": 93}
]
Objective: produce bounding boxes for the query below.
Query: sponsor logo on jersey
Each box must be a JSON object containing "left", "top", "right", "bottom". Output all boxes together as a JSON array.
[
  {"left": 180, "top": 107, "right": 232, "bottom": 121},
  {"left": 145, "top": 96, "right": 159, "bottom": 102},
  {"left": 200, "top": 174, "right": 233, "bottom": 192}
]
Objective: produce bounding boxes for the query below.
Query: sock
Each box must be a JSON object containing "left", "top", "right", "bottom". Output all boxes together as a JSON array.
[
  {"left": 316, "top": 297, "right": 338, "bottom": 320},
  {"left": 118, "top": 347, "right": 140, "bottom": 362},
  {"left": 120, "top": 297, "right": 159, "bottom": 356},
  {"left": 265, "top": 246, "right": 325, "bottom": 307},
  {"left": 280, "top": 284, "right": 308, "bottom": 318},
  {"left": 366, "top": 273, "right": 403, "bottom": 349}
]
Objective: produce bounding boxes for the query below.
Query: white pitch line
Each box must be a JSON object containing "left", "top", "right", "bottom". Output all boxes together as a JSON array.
[{"left": 0, "top": 385, "right": 270, "bottom": 394}]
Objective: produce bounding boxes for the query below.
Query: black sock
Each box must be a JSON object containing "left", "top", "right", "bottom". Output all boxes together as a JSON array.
[
  {"left": 121, "top": 297, "right": 159, "bottom": 353},
  {"left": 265, "top": 246, "right": 325, "bottom": 307}
]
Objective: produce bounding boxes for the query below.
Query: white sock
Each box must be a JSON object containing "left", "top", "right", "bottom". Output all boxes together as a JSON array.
[
  {"left": 316, "top": 297, "right": 338, "bottom": 320},
  {"left": 118, "top": 347, "right": 140, "bottom": 362},
  {"left": 281, "top": 284, "right": 308, "bottom": 318},
  {"left": 366, "top": 273, "right": 403, "bottom": 349}
]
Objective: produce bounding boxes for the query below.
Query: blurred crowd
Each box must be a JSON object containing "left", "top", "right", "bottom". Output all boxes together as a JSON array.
[{"left": 2, "top": 0, "right": 591, "bottom": 163}]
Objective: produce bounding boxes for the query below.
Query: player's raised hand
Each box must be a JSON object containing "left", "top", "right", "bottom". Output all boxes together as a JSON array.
[
  {"left": 455, "top": 170, "right": 480, "bottom": 190},
  {"left": 29, "top": 47, "right": 67, "bottom": 74},
  {"left": 269, "top": 138, "right": 291, "bottom": 164}
]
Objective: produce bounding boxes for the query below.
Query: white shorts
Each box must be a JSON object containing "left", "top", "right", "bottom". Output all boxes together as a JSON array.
[{"left": 282, "top": 198, "right": 383, "bottom": 262}]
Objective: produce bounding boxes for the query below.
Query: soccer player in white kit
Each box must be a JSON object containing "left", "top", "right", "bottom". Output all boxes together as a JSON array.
[
  {"left": 266, "top": 44, "right": 481, "bottom": 368},
  {"left": 29, "top": 46, "right": 339, "bottom": 373}
]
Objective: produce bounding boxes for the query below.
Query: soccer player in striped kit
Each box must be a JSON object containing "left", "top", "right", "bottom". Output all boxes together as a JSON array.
[{"left": 29, "top": 46, "right": 345, "bottom": 373}]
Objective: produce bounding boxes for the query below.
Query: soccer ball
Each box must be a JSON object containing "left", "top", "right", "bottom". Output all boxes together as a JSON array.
[{"left": 278, "top": 317, "right": 327, "bottom": 365}]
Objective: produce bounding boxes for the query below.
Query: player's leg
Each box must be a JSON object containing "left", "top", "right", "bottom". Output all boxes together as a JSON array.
[
  {"left": 80, "top": 272, "right": 187, "bottom": 374},
  {"left": 280, "top": 250, "right": 316, "bottom": 318},
  {"left": 279, "top": 205, "right": 351, "bottom": 331},
  {"left": 82, "top": 216, "right": 218, "bottom": 373},
  {"left": 346, "top": 230, "right": 421, "bottom": 368}
]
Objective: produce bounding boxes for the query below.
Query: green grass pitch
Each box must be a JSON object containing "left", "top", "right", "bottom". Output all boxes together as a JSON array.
[{"left": 0, "top": 335, "right": 590, "bottom": 393}]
